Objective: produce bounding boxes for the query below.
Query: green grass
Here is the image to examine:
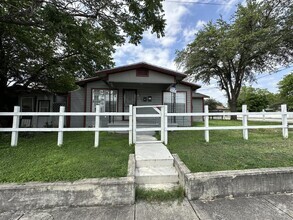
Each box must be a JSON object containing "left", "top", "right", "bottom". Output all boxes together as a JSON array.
[
  {"left": 0, "top": 132, "right": 133, "bottom": 183},
  {"left": 135, "top": 187, "right": 184, "bottom": 202},
  {"left": 167, "top": 120, "right": 293, "bottom": 172}
]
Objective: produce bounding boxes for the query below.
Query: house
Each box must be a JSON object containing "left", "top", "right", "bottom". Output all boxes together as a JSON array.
[
  {"left": 68, "top": 62, "right": 207, "bottom": 127},
  {"left": 1, "top": 86, "right": 68, "bottom": 128},
  {"left": 192, "top": 92, "right": 210, "bottom": 122}
]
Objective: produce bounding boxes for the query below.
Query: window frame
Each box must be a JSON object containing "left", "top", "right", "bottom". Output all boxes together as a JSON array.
[
  {"left": 91, "top": 88, "right": 118, "bottom": 112},
  {"left": 38, "top": 100, "right": 50, "bottom": 112},
  {"left": 163, "top": 91, "right": 187, "bottom": 113},
  {"left": 21, "top": 97, "right": 34, "bottom": 112}
]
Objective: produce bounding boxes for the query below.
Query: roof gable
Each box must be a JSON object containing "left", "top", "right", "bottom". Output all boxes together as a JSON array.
[
  {"left": 96, "top": 62, "right": 187, "bottom": 77},
  {"left": 76, "top": 62, "right": 187, "bottom": 86}
]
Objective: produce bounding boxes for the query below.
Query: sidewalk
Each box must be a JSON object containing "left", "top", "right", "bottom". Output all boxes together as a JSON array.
[{"left": 2, "top": 193, "right": 293, "bottom": 220}]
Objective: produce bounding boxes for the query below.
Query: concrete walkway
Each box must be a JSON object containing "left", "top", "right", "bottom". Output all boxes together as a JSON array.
[
  {"left": 135, "top": 134, "right": 179, "bottom": 189},
  {"left": 2, "top": 194, "right": 293, "bottom": 220}
]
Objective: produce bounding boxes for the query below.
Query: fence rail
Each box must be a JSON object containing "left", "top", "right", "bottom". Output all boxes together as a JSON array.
[
  {"left": 0, "top": 105, "right": 133, "bottom": 147},
  {"left": 0, "top": 104, "right": 292, "bottom": 147}
]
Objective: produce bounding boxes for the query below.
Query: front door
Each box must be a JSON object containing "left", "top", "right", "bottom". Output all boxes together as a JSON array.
[{"left": 123, "top": 89, "right": 137, "bottom": 120}]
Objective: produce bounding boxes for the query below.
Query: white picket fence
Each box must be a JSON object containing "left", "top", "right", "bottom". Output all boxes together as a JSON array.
[{"left": 0, "top": 104, "right": 292, "bottom": 147}]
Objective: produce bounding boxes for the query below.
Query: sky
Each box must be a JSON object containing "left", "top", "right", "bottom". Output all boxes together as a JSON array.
[{"left": 113, "top": 0, "right": 293, "bottom": 106}]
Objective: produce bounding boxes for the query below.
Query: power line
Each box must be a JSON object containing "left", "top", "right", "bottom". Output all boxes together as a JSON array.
[
  {"left": 256, "top": 65, "right": 293, "bottom": 80},
  {"left": 164, "top": 0, "right": 234, "bottom": 6}
]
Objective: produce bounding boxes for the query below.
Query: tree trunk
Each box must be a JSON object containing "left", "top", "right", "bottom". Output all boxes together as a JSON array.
[{"left": 228, "top": 99, "right": 238, "bottom": 120}]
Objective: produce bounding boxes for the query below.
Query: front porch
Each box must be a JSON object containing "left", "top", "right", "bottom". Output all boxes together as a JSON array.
[{"left": 90, "top": 82, "right": 191, "bottom": 127}]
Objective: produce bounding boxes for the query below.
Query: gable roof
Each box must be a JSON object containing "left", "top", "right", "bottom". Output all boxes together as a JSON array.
[
  {"left": 180, "top": 81, "right": 201, "bottom": 89},
  {"left": 192, "top": 92, "right": 210, "bottom": 98},
  {"left": 96, "top": 62, "right": 187, "bottom": 77},
  {"left": 76, "top": 62, "right": 187, "bottom": 86}
]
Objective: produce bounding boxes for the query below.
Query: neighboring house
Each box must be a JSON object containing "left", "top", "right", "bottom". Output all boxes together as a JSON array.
[
  {"left": 3, "top": 86, "right": 68, "bottom": 128},
  {"left": 192, "top": 92, "right": 210, "bottom": 122},
  {"left": 68, "top": 62, "right": 208, "bottom": 127}
]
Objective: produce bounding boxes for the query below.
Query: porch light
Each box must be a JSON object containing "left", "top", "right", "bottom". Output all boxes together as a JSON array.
[{"left": 170, "top": 84, "right": 176, "bottom": 93}]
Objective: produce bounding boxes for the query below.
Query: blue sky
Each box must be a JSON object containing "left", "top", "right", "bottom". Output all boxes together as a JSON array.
[{"left": 114, "top": 0, "right": 293, "bottom": 105}]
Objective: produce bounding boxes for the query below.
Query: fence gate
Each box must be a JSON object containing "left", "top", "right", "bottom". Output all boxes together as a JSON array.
[{"left": 132, "top": 105, "right": 168, "bottom": 144}]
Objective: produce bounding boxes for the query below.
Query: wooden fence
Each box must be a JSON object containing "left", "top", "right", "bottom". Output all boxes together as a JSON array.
[{"left": 0, "top": 104, "right": 292, "bottom": 147}]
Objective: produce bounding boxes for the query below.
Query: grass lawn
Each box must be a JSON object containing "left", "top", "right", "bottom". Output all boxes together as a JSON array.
[
  {"left": 0, "top": 132, "right": 133, "bottom": 183},
  {"left": 167, "top": 120, "right": 293, "bottom": 172}
]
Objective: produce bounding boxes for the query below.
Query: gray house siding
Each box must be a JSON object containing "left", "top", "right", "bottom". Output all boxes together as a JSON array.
[
  {"left": 174, "top": 84, "right": 192, "bottom": 126},
  {"left": 18, "top": 93, "right": 67, "bottom": 128},
  {"left": 69, "top": 82, "right": 194, "bottom": 127},
  {"left": 69, "top": 87, "right": 85, "bottom": 127},
  {"left": 18, "top": 94, "right": 53, "bottom": 128},
  {"left": 69, "top": 70, "right": 198, "bottom": 127},
  {"left": 115, "top": 83, "right": 168, "bottom": 125},
  {"left": 192, "top": 98, "right": 203, "bottom": 122},
  {"left": 108, "top": 70, "right": 175, "bottom": 84}
]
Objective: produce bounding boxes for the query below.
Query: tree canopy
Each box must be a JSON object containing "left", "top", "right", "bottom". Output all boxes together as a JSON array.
[
  {"left": 0, "top": 0, "right": 165, "bottom": 95},
  {"left": 278, "top": 73, "right": 293, "bottom": 110},
  {"left": 236, "top": 86, "right": 274, "bottom": 112},
  {"left": 204, "top": 98, "right": 223, "bottom": 111},
  {"left": 175, "top": 0, "right": 293, "bottom": 118}
]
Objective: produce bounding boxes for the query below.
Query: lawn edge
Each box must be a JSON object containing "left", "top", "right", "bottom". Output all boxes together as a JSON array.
[{"left": 173, "top": 154, "right": 293, "bottom": 201}]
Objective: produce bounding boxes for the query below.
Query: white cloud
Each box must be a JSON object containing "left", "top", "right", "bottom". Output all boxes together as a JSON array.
[
  {"left": 218, "top": 0, "right": 241, "bottom": 14},
  {"left": 114, "top": 0, "right": 190, "bottom": 70},
  {"left": 113, "top": 42, "right": 176, "bottom": 69},
  {"left": 182, "top": 20, "right": 207, "bottom": 44},
  {"left": 141, "top": 1, "right": 189, "bottom": 48}
]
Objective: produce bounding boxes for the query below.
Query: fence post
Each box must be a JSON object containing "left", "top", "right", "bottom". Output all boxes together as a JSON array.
[
  {"left": 11, "top": 106, "right": 20, "bottom": 147},
  {"left": 161, "top": 105, "right": 165, "bottom": 143},
  {"left": 164, "top": 105, "right": 168, "bottom": 145},
  {"left": 242, "top": 105, "right": 248, "bottom": 140},
  {"left": 129, "top": 105, "right": 133, "bottom": 145},
  {"left": 94, "top": 105, "right": 100, "bottom": 147},
  {"left": 204, "top": 105, "right": 209, "bottom": 142},
  {"left": 281, "top": 104, "right": 288, "bottom": 139},
  {"left": 262, "top": 109, "right": 265, "bottom": 121},
  {"left": 57, "top": 106, "right": 65, "bottom": 146},
  {"left": 133, "top": 106, "right": 136, "bottom": 144}
]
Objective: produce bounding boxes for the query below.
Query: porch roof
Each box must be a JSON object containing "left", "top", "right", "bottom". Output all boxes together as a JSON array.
[{"left": 192, "top": 92, "right": 210, "bottom": 98}]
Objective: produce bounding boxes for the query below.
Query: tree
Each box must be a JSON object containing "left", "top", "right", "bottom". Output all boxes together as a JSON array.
[
  {"left": 278, "top": 73, "right": 293, "bottom": 110},
  {"left": 204, "top": 98, "right": 223, "bottom": 111},
  {"left": 236, "top": 86, "right": 273, "bottom": 112},
  {"left": 0, "top": 0, "right": 165, "bottom": 110},
  {"left": 175, "top": 0, "right": 292, "bottom": 119}
]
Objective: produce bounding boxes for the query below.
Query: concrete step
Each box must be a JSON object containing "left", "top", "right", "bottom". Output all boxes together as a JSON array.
[
  {"left": 136, "top": 159, "right": 174, "bottom": 168},
  {"left": 135, "top": 166, "right": 178, "bottom": 184},
  {"left": 138, "top": 183, "right": 180, "bottom": 191},
  {"left": 135, "top": 143, "right": 174, "bottom": 168}
]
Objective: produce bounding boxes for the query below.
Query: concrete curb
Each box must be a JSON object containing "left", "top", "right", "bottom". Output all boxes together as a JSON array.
[
  {"left": 0, "top": 177, "right": 135, "bottom": 212},
  {"left": 0, "top": 155, "right": 137, "bottom": 212},
  {"left": 128, "top": 154, "right": 136, "bottom": 177},
  {"left": 173, "top": 154, "right": 293, "bottom": 201},
  {"left": 172, "top": 154, "right": 190, "bottom": 188}
]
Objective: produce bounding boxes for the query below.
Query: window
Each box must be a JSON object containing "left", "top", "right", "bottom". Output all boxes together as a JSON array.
[
  {"left": 21, "top": 97, "right": 34, "bottom": 112},
  {"left": 163, "top": 92, "right": 186, "bottom": 113},
  {"left": 163, "top": 92, "right": 186, "bottom": 123},
  {"left": 136, "top": 68, "right": 149, "bottom": 77},
  {"left": 38, "top": 100, "right": 50, "bottom": 112},
  {"left": 92, "top": 89, "right": 118, "bottom": 112}
]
